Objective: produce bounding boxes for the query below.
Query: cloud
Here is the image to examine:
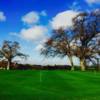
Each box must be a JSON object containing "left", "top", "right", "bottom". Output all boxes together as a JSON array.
[
  {"left": 10, "top": 25, "right": 48, "bottom": 42},
  {"left": 69, "top": 1, "right": 81, "bottom": 11},
  {"left": 20, "top": 25, "right": 48, "bottom": 41},
  {"left": 9, "top": 32, "right": 20, "bottom": 37},
  {"left": 40, "top": 10, "right": 47, "bottom": 16},
  {"left": 21, "top": 10, "right": 47, "bottom": 25},
  {"left": 85, "top": 0, "right": 100, "bottom": 5},
  {"left": 0, "top": 11, "right": 6, "bottom": 21},
  {"left": 50, "top": 10, "right": 79, "bottom": 29},
  {"left": 22, "top": 11, "right": 39, "bottom": 25},
  {"left": 10, "top": 10, "right": 48, "bottom": 42},
  {"left": 35, "top": 44, "right": 45, "bottom": 51}
]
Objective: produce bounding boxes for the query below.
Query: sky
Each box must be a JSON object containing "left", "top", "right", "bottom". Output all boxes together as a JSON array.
[{"left": 0, "top": 0, "right": 99, "bottom": 65}]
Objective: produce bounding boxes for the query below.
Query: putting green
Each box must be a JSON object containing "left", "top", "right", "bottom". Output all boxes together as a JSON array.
[{"left": 0, "top": 70, "right": 100, "bottom": 100}]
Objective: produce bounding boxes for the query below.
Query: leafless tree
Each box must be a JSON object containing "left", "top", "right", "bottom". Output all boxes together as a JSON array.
[
  {"left": 41, "top": 9, "right": 100, "bottom": 71},
  {"left": 72, "top": 9, "right": 100, "bottom": 71},
  {"left": 41, "top": 28, "right": 75, "bottom": 70},
  {"left": 0, "top": 41, "right": 27, "bottom": 70}
]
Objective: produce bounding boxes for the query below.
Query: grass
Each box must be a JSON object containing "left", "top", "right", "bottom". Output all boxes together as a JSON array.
[{"left": 0, "top": 70, "right": 100, "bottom": 100}]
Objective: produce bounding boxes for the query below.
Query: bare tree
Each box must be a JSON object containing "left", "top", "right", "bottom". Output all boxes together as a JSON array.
[
  {"left": 40, "top": 9, "right": 100, "bottom": 71},
  {"left": 41, "top": 28, "right": 75, "bottom": 70},
  {"left": 72, "top": 9, "right": 100, "bottom": 71},
  {"left": 0, "top": 41, "right": 27, "bottom": 70},
  {"left": 41, "top": 9, "right": 100, "bottom": 71}
]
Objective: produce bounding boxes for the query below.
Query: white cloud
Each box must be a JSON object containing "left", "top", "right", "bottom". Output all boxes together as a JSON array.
[
  {"left": 21, "top": 10, "right": 47, "bottom": 25},
  {"left": 10, "top": 27, "right": 49, "bottom": 43},
  {"left": 69, "top": 1, "right": 81, "bottom": 11},
  {"left": 9, "top": 32, "right": 20, "bottom": 37},
  {"left": 40, "top": 10, "right": 47, "bottom": 16},
  {"left": 20, "top": 25, "right": 48, "bottom": 41},
  {"left": 22, "top": 11, "right": 39, "bottom": 25},
  {"left": 50, "top": 10, "right": 79, "bottom": 29},
  {"left": 85, "top": 0, "right": 100, "bottom": 5},
  {"left": 0, "top": 11, "right": 6, "bottom": 21},
  {"left": 35, "top": 44, "right": 45, "bottom": 51}
]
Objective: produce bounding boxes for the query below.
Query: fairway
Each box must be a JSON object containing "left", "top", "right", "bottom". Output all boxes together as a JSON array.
[{"left": 0, "top": 70, "right": 100, "bottom": 100}]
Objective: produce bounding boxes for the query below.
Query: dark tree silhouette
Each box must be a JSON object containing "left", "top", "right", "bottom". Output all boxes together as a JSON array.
[{"left": 0, "top": 41, "right": 27, "bottom": 70}]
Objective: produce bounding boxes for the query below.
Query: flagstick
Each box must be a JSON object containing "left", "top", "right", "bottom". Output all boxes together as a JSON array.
[
  {"left": 39, "top": 57, "right": 46, "bottom": 83},
  {"left": 40, "top": 69, "right": 42, "bottom": 82}
]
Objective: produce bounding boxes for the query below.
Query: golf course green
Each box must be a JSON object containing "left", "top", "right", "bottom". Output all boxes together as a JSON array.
[{"left": 0, "top": 70, "right": 100, "bottom": 100}]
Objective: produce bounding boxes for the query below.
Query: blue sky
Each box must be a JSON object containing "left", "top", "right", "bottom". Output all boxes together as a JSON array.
[{"left": 0, "top": 0, "right": 99, "bottom": 65}]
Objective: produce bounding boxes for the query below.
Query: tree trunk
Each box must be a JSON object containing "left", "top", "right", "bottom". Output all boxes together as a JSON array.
[
  {"left": 69, "top": 56, "right": 74, "bottom": 71},
  {"left": 7, "top": 59, "right": 11, "bottom": 70},
  {"left": 80, "top": 59, "right": 85, "bottom": 71},
  {"left": 7, "top": 61, "right": 10, "bottom": 70},
  {"left": 96, "top": 58, "right": 100, "bottom": 71}
]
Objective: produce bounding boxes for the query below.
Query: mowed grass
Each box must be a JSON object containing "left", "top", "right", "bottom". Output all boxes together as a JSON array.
[{"left": 0, "top": 70, "right": 100, "bottom": 100}]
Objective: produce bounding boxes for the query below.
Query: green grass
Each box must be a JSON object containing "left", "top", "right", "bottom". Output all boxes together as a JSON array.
[{"left": 0, "top": 70, "right": 100, "bottom": 100}]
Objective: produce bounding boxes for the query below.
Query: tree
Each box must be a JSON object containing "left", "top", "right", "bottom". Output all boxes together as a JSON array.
[
  {"left": 41, "top": 9, "right": 100, "bottom": 71},
  {"left": 0, "top": 41, "right": 27, "bottom": 70},
  {"left": 72, "top": 9, "right": 100, "bottom": 71},
  {"left": 41, "top": 28, "right": 75, "bottom": 70}
]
